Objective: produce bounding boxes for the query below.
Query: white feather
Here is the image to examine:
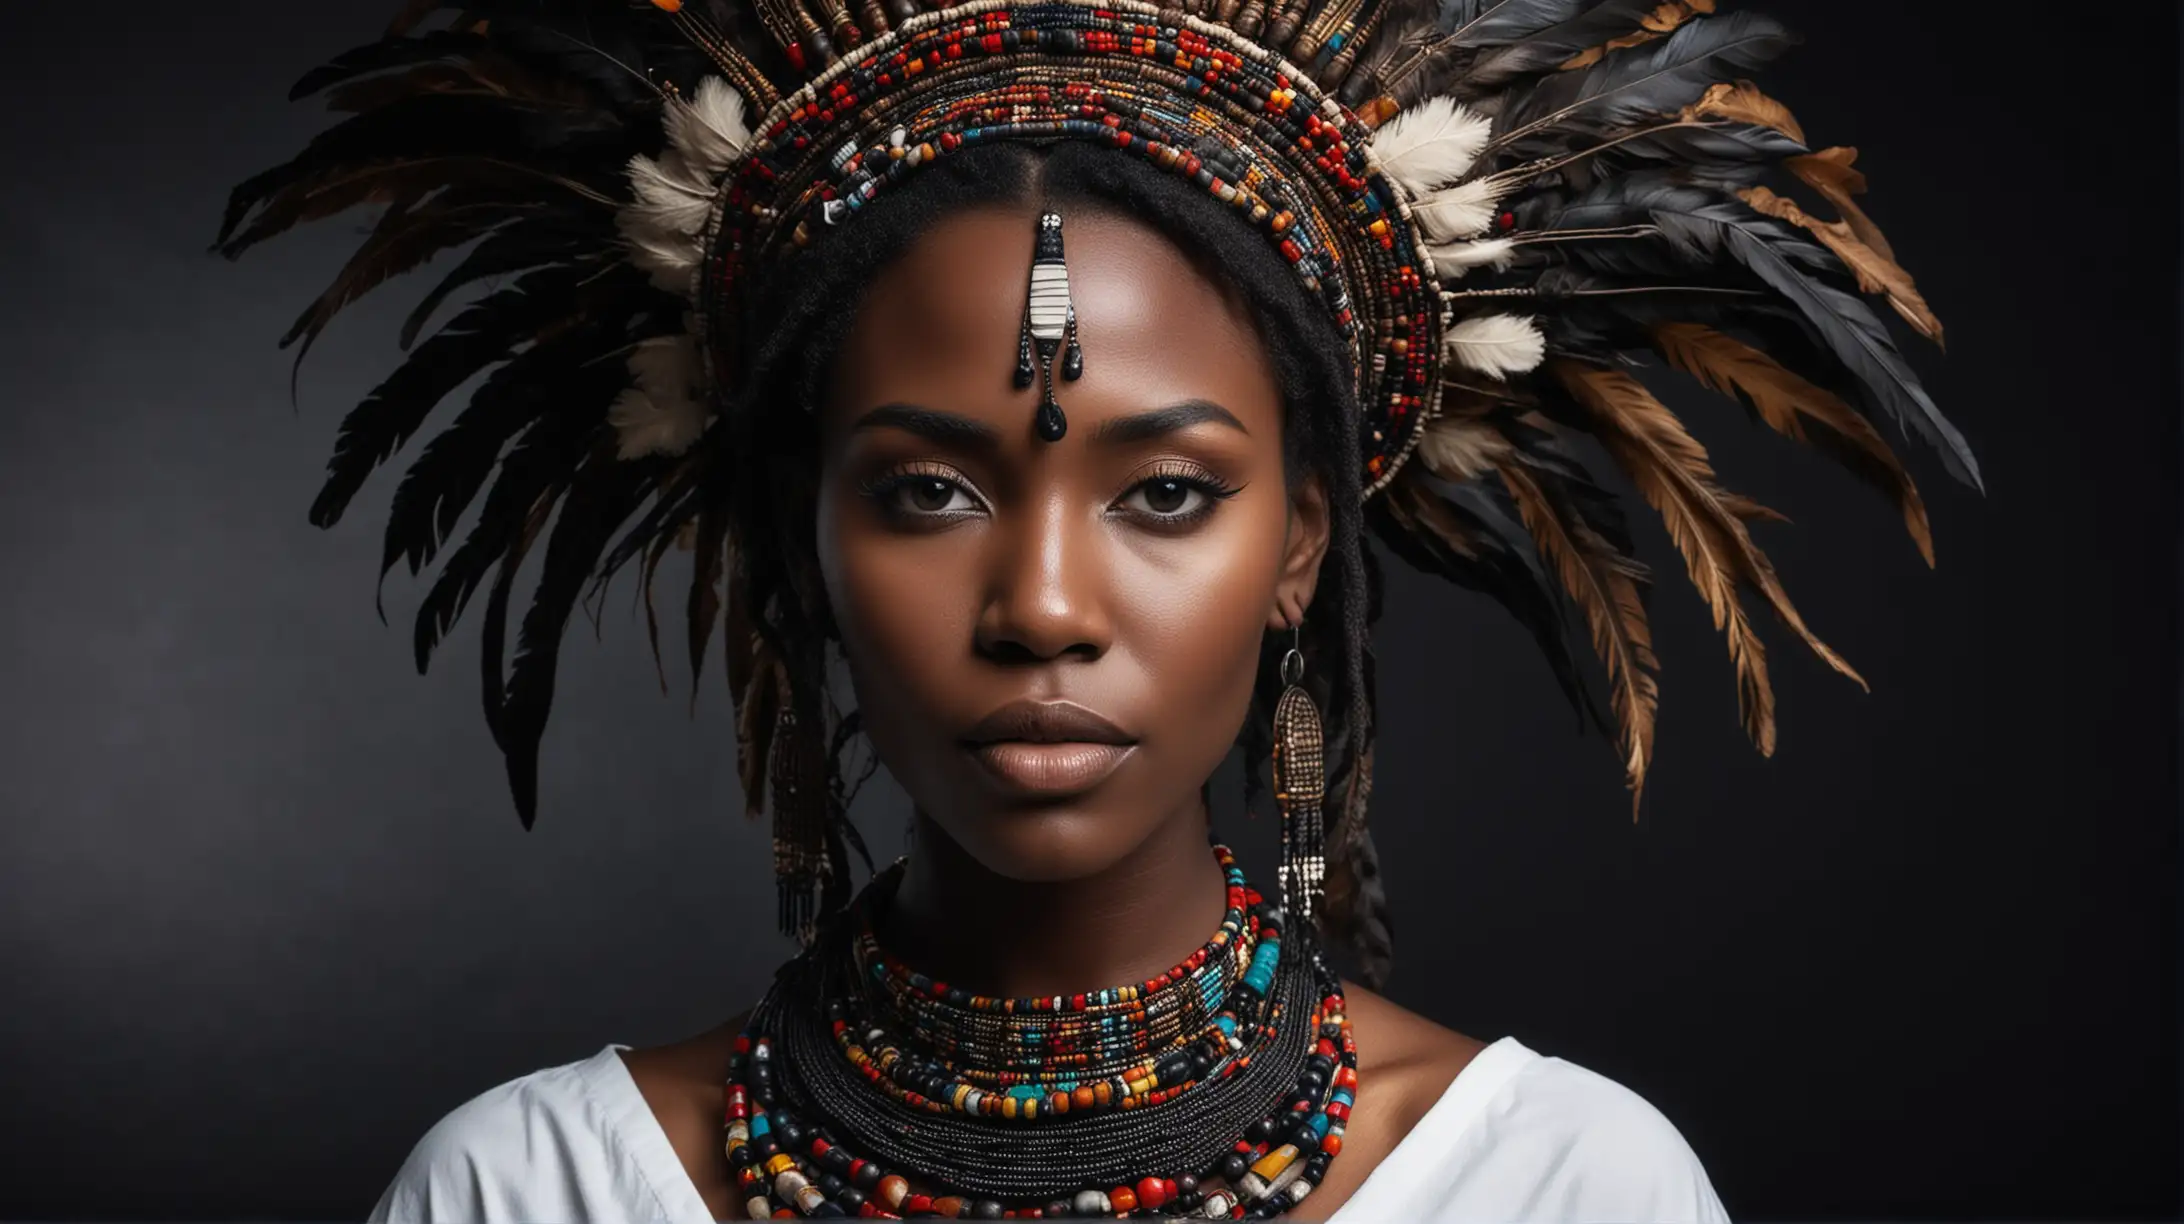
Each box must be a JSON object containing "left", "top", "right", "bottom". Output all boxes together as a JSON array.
[
  {"left": 1411, "top": 178, "right": 1508, "bottom": 244},
  {"left": 1415, "top": 416, "right": 1513, "bottom": 481},
  {"left": 1443, "top": 314, "right": 1545, "bottom": 380},
  {"left": 625, "top": 151, "right": 716, "bottom": 235},
  {"left": 609, "top": 335, "right": 713, "bottom": 460},
  {"left": 616, "top": 209, "right": 703, "bottom": 297},
  {"left": 1424, "top": 237, "right": 1516, "bottom": 280},
  {"left": 1368, "top": 97, "right": 1493, "bottom": 198},
  {"left": 666, "top": 76, "right": 751, "bottom": 180}
]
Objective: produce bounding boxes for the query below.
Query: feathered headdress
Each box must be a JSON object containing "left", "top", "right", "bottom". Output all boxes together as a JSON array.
[{"left": 219, "top": 0, "right": 1971, "bottom": 849}]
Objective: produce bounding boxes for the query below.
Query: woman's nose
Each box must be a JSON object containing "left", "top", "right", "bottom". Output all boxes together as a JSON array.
[{"left": 973, "top": 492, "right": 1112, "bottom": 664}]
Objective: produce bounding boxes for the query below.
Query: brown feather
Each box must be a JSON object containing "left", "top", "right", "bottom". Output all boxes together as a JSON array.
[
  {"left": 1554, "top": 360, "right": 1867, "bottom": 756},
  {"left": 1677, "top": 79, "right": 1806, "bottom": 144},
  {"left": 1500, "top": 461, "right": 1660, "bottom": 812},
  {"left": 1652, "top": 323, "right": 1934, "bottom": 565},
  {"left": 1559, "top": 0, "right": 1715, "bottom": 71},
  {"left": 1739, "top": 185, "right": 1945, "bottom": 350},
  {"left": 1785, "top": 145, "right": 1896, "bottom": 263}
]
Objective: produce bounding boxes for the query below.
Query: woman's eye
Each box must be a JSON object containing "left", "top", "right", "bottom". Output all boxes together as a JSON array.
[
  {"left": 1121, "top": 477, "right": 1207, "bottom": 518},
  {"left": 891, "top": 475, "right": 977, "bottom": 515}
]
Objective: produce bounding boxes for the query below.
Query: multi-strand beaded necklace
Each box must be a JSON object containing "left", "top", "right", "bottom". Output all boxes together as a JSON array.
[{"left": 722, "top": 840, "right": 1358, "bottom": 1218}]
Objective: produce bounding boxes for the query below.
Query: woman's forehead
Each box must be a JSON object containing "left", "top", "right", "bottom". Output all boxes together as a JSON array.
[{"left": 826, "top": 206, "right": 1283, "bottom": 435}]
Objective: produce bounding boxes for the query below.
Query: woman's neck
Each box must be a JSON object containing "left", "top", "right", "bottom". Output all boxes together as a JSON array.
[{"left": 875, "top": 805, "right": 1230, "bottom": 1000}]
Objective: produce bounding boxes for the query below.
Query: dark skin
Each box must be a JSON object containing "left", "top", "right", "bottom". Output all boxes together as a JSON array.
[{"left": 621, "top": 205, "right": 1484, "bottom": 1221}]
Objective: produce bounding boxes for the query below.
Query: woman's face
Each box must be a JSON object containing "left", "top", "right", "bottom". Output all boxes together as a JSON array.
[{"left": 816, "top": 203, "right": 1329, "bottom": 884}]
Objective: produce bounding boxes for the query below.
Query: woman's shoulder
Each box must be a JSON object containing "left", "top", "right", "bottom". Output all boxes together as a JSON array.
[
  {"left": 364, "top": 1041, "right": 708, "bottom": 1224},
  {"left": 1334, "top": 987, "right": 1728, "bottom": 1222}
]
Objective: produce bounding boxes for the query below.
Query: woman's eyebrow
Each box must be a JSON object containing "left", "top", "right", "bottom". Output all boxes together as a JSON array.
[
  {"left": 849, "top": 403, "right": 1002, "bottom": 446},
  {"left": 1090, "top": 399, "right": 1248, "bottom": 445}
]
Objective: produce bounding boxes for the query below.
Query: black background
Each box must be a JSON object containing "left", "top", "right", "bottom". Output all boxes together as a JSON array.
[{"left": 0, "top": 1, "right": 2176, "bottom": 1219}]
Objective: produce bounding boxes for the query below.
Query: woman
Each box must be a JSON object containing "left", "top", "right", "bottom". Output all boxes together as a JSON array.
[{"left": 221, "top": 0, "right": 1970, "bottom": 1218}]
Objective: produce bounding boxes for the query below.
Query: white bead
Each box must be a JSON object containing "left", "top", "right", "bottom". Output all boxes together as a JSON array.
[
  {"left": 775, "top": 1169, "right": 809, "bottom": 1199},
  {"left": 745, "top": 1197, "right": 772, "bottom": 1219},
  {"left": 1074, "top": 1189, "right": 1111, "bottom": 1215}
]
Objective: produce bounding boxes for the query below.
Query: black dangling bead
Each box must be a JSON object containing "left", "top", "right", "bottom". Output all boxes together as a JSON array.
[
  {"left": 1062, "top": 322, "right": 1084, "bottom": 381},
  {"left": 1035, "top": 396, "right": 1067, "bottom": 442},
  {"left": 971, "top": 1201, "right": 1006, "bottom": 1219},
  {"left": 1015, "top": 326, "right": 1036, "bottom": 388}
]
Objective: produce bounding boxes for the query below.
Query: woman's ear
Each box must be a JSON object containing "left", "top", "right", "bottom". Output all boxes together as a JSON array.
[{"left": 1268, "top": 472, "right": 1331, "bottom": 632}]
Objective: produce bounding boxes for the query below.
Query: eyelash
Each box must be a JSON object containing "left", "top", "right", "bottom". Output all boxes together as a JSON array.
[{"left": 856, "top": 461, "right": 1243, "bottom": 528}]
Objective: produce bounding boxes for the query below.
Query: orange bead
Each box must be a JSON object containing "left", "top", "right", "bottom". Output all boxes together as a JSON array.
[
  {"left": 932, "top": 1196, "right": 965, "bottom": 1218},
  {"left": 1321, "top": 1132, "right": 1343, "bottom": 1156},
  {"left": 1109, "top": 1187, "right": 1138, "bottom": 1212},
  {"left": 1072, "top": 1085, "right": 1096, "bottom": 1109}
]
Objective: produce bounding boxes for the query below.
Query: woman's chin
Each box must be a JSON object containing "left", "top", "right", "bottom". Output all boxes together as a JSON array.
[{"left": 929, "top": 799, "right": 1168, "bottom": 886}]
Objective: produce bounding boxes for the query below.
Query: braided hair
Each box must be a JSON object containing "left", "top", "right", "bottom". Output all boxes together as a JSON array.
[{"left": 721, "top": 138, "right": 1397, "bottom": 984}]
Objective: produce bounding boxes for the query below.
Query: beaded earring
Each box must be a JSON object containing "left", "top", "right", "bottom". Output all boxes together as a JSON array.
[
  {"left": 1013, "top": 211, "right": 1084, "bottom": 443},
  {"left": 768, "top": 675, "right": 833, "bottom": 945},
  {"left": 1271, "top": 623, "right": 1327, "bottom": 923}
]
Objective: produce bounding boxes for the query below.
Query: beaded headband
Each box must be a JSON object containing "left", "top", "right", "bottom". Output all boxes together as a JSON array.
[
  {"left": 223, "top": 0, "right": 1974, "bottom": 837},
  {"left": 637, "top": 0, "right": 1453, "bottom": 492}
]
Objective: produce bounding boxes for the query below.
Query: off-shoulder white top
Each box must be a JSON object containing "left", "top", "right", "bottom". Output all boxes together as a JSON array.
[{"left": 365, "top": 1036, "right": 1729, "bottom": 1222}]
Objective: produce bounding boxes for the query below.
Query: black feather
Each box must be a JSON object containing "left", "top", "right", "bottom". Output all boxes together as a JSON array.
[
  {"left": 378, "top": 307, "right": 642, "bottom": 616},
  {"left": 308, "top": 265, "right": 592, "bottom": 531},
  {"left": 288, "top": 29, "right": 489, "bottom": 102},
  {"left": 1549, "top": 175, "right": 1980, "bottom": 488},
  {"left": 400, "top": 218, "right": 612, "bottom": 349},
  {"left": 219, "top": 92, "right": 624, "bottom": 246},
  {"left": 1446, "top": 0, "right": 1604, "bottom": 46},
  {"left": 1498, "top": 12, "right": 1795, "bottom": 142},
  {"left": 1462, "top": 0, "right": 1662, "bottom": 87},
  {"left": 1369, "top": 470, "right": 1606, "bottom": 732},
  {"left": 499, "top": 456, "right": 651, "bottom": 828}
]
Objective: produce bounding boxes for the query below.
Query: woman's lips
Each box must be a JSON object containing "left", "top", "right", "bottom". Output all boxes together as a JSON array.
[{"left": 965, "top": 741, "right": 1135, "bottom": 797}]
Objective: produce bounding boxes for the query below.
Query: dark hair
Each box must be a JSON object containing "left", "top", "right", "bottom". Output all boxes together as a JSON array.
[{"left": 720, "top": 139, "right": 1390, "bottom": 974}]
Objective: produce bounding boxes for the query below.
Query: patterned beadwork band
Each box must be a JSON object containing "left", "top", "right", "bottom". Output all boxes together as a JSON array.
[{"left": 696, "top": 0, "right": 1448, "bottom": 494}]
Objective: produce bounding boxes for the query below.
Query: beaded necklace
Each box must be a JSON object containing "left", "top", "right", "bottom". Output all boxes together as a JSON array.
[{"left": 722, "top": 839, "right": 1358, "bottom": 1218}]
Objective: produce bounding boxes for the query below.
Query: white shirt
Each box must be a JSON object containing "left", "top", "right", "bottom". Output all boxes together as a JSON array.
[{"left": 366, "top": 1036, "right": 1729, "bottom": 1222}]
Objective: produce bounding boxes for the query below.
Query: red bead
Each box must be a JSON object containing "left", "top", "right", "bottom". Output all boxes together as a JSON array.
[{"left": 1136, "top": 1177, "right": 1168, "bottom": 1209}]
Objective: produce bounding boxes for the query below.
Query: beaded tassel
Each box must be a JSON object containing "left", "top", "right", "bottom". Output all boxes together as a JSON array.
[
  {"left": 1271, "top": 630, "right": 1327, "bottom": 924},
  {"left": 1013, "top": 211, "right": 1084, "bottom": 443},
  {"left": 769, "top": 697, "right": 833, "bottom": 945}
]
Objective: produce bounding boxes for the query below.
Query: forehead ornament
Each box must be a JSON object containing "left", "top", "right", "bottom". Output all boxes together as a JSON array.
[{"left": 1014, "top": 211, "right": 1085, "bottom": 443}]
